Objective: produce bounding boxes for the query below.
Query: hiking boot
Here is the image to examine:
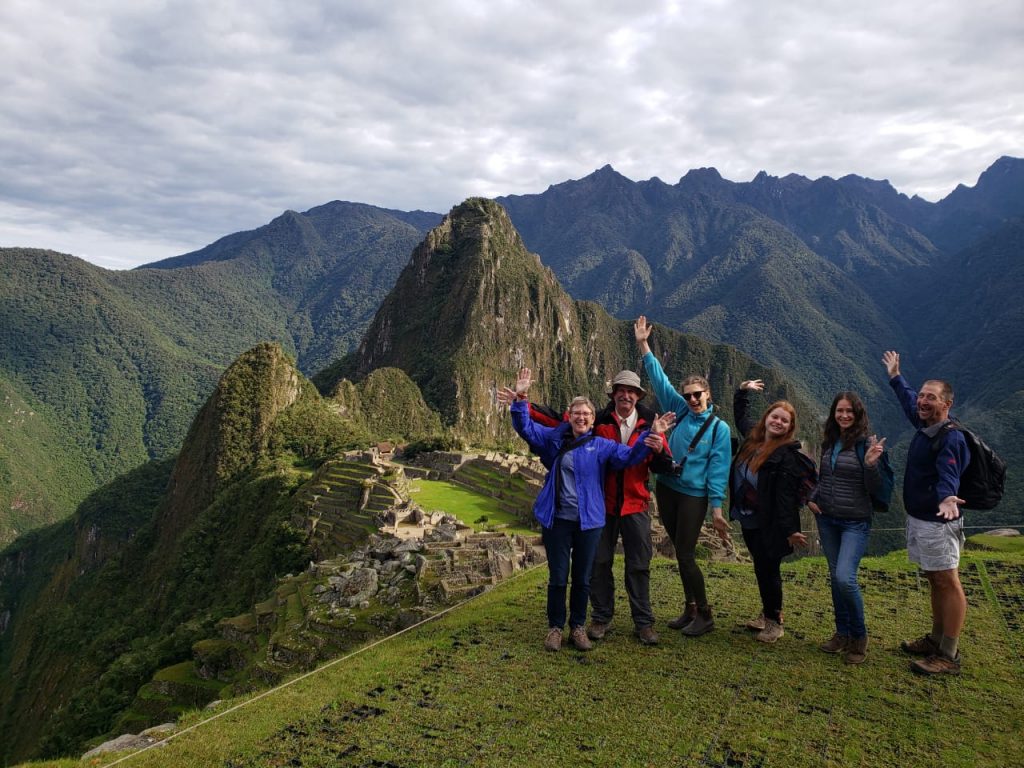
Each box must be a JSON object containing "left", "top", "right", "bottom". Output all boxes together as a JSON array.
[
  {"left": 570, "top": 626, "right": 593, "bottom": 651},
  {"left": 844, "top": 636, "right": 868, "bottom": 665},
  {"left": 744, "top": 613, "right": 767, "bottom": 631},
  {"left": 634, "top": 625, "right": 660, "bottom": 645},
  {"left": 681, "top": 605, "right": 714, "bottom": 637},
  {"left": 900, "top": 635, "right": 940, "bottom": 657},
  {"left": 667, "top": 603, "right": 698, "bottom": 630},
  {"left": 544, "top": 628, "right": 563, "bottom": 652},
  {"left": 754, "top": 619, "right": 784, "bottom": 643},
  {"left": 911, "top": 653, "right": 961, "bottom": 676},
  {"left": 819, "top": 633, "right": 850, "bottom": 654},
  {"left": 586, "top": 621, "right": 611, "bottom": 641}
]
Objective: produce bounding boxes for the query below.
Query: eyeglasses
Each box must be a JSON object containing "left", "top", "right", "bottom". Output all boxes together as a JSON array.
[{"left": 683, "top": 391, "right": 705, "bottom": 401}]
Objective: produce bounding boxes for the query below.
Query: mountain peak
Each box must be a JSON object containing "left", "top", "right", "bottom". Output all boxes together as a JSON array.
[{"left": 159, "top": 343, "right": 302, "bottom": 541}]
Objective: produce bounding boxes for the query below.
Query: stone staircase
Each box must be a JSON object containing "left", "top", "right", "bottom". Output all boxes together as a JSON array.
[{"left": 293, "top": 458, "right": 406, "bottom": 559}]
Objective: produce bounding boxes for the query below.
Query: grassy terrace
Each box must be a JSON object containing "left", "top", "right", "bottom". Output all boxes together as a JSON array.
[
  {"left": 408, "top": 478, "right": 535, "bottom": 535},
  {"left": 37, "top": 535, "right": 1023, "bottom": 768}
]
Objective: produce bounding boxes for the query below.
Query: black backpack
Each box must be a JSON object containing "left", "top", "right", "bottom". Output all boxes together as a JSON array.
[{"left": 931, "top": 421, "right": 1006, "bottom": 511}]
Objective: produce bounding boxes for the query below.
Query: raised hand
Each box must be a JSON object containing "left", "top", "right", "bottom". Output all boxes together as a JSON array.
[
  {"left": 651, "top": 411, "right": 676, "bottom": 434},
  {"left": 514, "top": 367, "right": 532, "bottom": 398},
  {"left": 882, "top": 350, "right": 900, "bottom": 378},
  {"left": 864, "top": 435, "right": 886, "bottom": 467},
  {"left": 740, "top": 379, "right": 764, "bottom": 391},
  {"left": 495, "top": 386, "right": 519, "bottom": 406},
  {"left": 634, "top": 315, "right": 653, "bottom": 342}
]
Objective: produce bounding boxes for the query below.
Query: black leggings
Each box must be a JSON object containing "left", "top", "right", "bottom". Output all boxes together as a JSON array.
[
  {"left": 742, "top": 527, "right": 783, "bottom": 623},
  {"left": 656, "top": 485, "right": 708, "bottom": 607}
]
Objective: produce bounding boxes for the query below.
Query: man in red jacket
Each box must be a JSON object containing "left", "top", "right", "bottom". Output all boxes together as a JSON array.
[{"left": 524, "top": 370, "right": 672, "bottom": 645}]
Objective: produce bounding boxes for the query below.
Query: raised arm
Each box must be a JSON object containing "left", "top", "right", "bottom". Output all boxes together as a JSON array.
[
  {"left": 638, "top": 317, "right": 688, "bottom": 415},
  {"left": 634, "top": 315, "right": 654, "bottom": 356},
  {"left": 732, "top": 379, "right": 762, "bottom": 438},
  {"left": 883, "top": 351, "right": 923, "bottom": 428}
]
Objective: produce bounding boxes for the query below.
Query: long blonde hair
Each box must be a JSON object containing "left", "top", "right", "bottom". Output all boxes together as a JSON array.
[{"left": 736, "top": 400, "right": 798, "bottom": 472}]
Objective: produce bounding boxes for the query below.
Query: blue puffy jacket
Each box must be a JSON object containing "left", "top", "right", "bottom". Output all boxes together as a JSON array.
[{"left": 511, "top": 400, "right": 653, "bottom": 530}]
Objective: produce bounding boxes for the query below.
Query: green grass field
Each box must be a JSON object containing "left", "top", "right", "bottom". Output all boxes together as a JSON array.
[
  {"left": 41, "top": 539, "right": 1024, "bottom": 768},
  {"left": 408, "top": 479, "right": 535, "bottom": 534}
]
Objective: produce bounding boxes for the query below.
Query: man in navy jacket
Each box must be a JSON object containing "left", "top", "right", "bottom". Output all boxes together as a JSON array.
[{"left": 883, "top": 350, "right": 970, "bottom": 675}]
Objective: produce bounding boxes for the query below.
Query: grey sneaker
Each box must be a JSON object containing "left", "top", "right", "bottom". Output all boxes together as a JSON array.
[
  {"left": 587, "top": 621, "right": 611, "bottom": 641},
  {"left": 543, "top": 628, "right": 562, "bottom": 652},
  {"left": 570, "top": 626, "right": 593, "bottom": 651},
  {"left": 754, "top": 619, "right": 784, "bottom": 643}
]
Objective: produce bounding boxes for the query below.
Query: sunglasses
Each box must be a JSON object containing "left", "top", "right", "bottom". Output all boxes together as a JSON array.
[{"left": 683, "top": 391, "right": 706, "bottom": 401}]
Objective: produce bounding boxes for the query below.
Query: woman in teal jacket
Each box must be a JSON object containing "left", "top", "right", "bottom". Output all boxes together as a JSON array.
[{"left": 636, "top": 316, "right": 732, "bottom": 636}]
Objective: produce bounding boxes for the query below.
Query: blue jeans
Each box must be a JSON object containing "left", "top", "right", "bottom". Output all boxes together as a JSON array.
[
  {"left": 816, "top": 515, "right": 871, "bottom": 638},
  {"left": 542, "top": 517, "right": 603, "bottom": 629}
]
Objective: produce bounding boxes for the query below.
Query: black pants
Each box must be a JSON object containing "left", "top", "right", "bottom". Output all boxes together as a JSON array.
[
  {"left": 656, "top": 485, "right": 708, "bottom": 607},
  {"left": 589, "top": 511, "right": 654, "bottom": 628},
  {"left": 742, "top": 526, "right": 783, "bottom": 623}
]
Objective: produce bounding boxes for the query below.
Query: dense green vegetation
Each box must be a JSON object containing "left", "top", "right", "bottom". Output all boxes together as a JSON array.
[
  {"left": 0, "top": 205, "right": 432, "bottom": 539},
  {"left": 27, "top": 542, "right": 1022, "bottom": 768},
  {"left": 0, "top": 344, "right": 452, "bottom": 763}
]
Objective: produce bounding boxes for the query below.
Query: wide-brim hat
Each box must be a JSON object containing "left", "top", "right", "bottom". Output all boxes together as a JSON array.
[{"left": 606, "top": 370, "right": 647, "bottom": 399}]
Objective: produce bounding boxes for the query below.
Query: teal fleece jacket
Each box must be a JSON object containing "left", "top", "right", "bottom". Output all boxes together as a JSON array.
[{"left": 643, "top": 351, "right": 732, "bottom": 506}]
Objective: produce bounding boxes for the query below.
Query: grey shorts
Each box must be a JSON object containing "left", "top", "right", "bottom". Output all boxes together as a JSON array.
[{"left": 906, "top": 515, "right": 965, "bottom": 572}]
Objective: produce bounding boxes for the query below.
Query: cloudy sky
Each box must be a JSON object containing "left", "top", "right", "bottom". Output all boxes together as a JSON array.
[{"left": 1, "top": 1, "right": 1021, "bottom": 269}]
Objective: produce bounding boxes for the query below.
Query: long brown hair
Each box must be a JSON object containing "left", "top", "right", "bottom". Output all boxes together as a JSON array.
[
  {"left": 736, "top": 400, "right": 798, "bottom": 472},
  {"left": 822, "top": 391, "right": 870, "bottom": 450}
]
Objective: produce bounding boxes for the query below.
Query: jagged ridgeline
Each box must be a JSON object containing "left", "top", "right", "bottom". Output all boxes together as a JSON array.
[
  {"left": 0, "top": 344, "right": 437, "bottom": 763},
  {"left": 316, "top": 198, "right": 818, "bottom": 442}
]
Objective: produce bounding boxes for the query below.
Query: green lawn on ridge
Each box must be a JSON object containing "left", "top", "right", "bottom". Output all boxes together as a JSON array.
[
  {"left": 36, "top": 539, "right": 1024, "bottom": 768},
  {"left": 408, "top": 478, "right": 535, "bottom": 535}
]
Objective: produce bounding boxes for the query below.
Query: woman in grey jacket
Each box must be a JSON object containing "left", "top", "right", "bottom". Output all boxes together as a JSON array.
[{"left": 808, "top": 392, "right": 887, "bottom": 664}]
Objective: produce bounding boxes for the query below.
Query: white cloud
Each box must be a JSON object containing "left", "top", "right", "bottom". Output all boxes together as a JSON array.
[{"left": 0, "top": 0, "right": 1020, "bottom": 268}]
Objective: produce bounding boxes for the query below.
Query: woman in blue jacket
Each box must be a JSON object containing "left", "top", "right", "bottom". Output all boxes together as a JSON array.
[
  {"left": 499, "top": 370, "right": 673, "bottom": 653},
  {"left": 635, "top": 316, "right": 732, "bottom": 636}
]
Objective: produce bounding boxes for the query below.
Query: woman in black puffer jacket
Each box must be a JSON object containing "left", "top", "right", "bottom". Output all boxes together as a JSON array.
[{"left": 808, "top": 392, "right": 889, "bottom": 665}]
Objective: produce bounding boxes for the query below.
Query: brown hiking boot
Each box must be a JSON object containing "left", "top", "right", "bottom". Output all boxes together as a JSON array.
[
  {"left": 681, "top": 605, "right": 714, "bottom": 637},
  {"left": 844, "top": 636, "right": 868, "bottom": 665},
  {"left": 667, "top": 603, "right": 697, "bottom": 630},
  {"left": 900, "top": 635, "right": 940, "bottom": 656},
  {"left": 911, "top": 653, "right": 961, "bottom": 675},
  {"left": 744, "top": 612, "right": 767, "bottom": 631},
  {"left": 819, "top": 633, "right": 850, "bottom": 654},
  {"left": 543, "top": 628, "right": 562, "bottom": 652},
  {"left": 570, "top": 626, "right": 593, "bottom": 651},
  {"left": 754, "top": 619, "right": 784, "bottom": 643},
  {"left": 586, "top": 621, "right": 611, "bottom": 641},
  {"left": 634, "top": 625, "right": 660, "bottom": 645}
]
